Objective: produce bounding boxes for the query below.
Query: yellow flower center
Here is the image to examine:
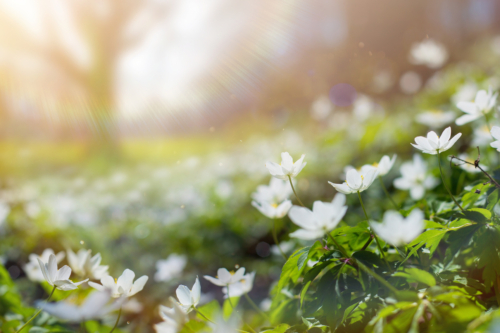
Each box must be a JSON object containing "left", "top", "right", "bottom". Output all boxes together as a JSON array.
[{"left": 271, "top": 203, "right": 278, "bottom": 208}]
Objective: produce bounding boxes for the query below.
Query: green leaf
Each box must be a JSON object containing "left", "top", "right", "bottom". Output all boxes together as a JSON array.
[
  {"left": 393, "top": 268, "right": 436, "bottom": 287},
  {"left": 424, "top": 220, "right": 447, "bottom": 229},
  {"left": 222, "top": 297, "right": 240, "bottom": 320},
  {"left": 457, "top": 208, "right": 491, "bottom": 222},
  {"left": 352, "top": 250, "right": 383, "bottom": 268},
  {"left": 196, "top": 300, "right": 221, "bottom": 322},
  {"left": 261, "top": 324, "right": 290, "bottom": 333},
  {"left": 487, "top": 190, "right": 499, "bottom": 211}
]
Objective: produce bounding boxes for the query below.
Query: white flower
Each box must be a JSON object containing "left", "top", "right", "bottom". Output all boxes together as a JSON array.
[
  {"left": 473, "top": 125, "right": 494, "bottom": 147},
  {"left": 155, "top": 254, "right": 188, "bottom": 282},
  {"left": 452, "top": 82, "right": 477, "bottom": 105},
  {"left": 415, "top": 110, "right": 455, "bottom": 129},
  {"left": 223, "top": 271, "right": 255, "bottom": 298},
  {"left": 457, "top": 154, "right": 485, "bottom": 173},
  {"left": 288, "top": 194, "right": 347, "bottom": 240},
  {"left": 37, "top": 254, "right": 88, "bottom": 291},
  {"left": 370, "top": 209, "right": 424, "bottom": 247},
  {"left": 373, "top": 155, "right": 397, "bottom": 177},
  {"left": 37, "top": 290, "right": 122, "bottom": 323},
  {"left": 393, "top": 155, "right": 439, "bottom": 200},
  {"left": 328, "top": 166, "right": 379, "bottom": 194},
  {"left": 251, "top": 178, "right": 293, "bottom": 219},
  {"left": 204, "top": 267, "right": 246, "bottom": 287},
  {"left": 88, "top": 269, "right": 148, "bottom": 298},
  {"left": 456, "top": 87, "right": 498, "bottom": 125},
  {"left": 175, "top": 277, "right": 201, "bottom": 313},
  {"left": 490, "top": 126, "right": 500, "bottom": 152},
  {"left": 67, "top": 249, "right": 109, "bottom": 280},
  {"left": 409, "top": 39, "right": 448, "bottom": 69},
  {"left": 155, "top": 297, "right": 189, "bottom": 333},
  {"left": 411, "top": 127, "right": 462, "bottom": 155},
  {"left": 24, "top": 249, "right": 65, "bottom": 282},
  {"left": 265, "top": 152, "right": 306, "bottom": 180}
]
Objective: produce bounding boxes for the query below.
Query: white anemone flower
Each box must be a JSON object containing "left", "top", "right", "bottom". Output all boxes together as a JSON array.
[
  {"left": 24, "top": 249, "right": 65, "bottom": 282},
  {"left": 88, "top": 269, "right": 148, "bottom": 298},
  {"left": 393, "top": 155, "right": 439, "bottom": 200},
  {"left": 266, "top": 152, "right": 306, "bottom": 180},
  {"left": 457, "top": 154, "right": 485, "bottom": 173},
  {"left": 155, "top": 254, "right": 188, "bottom": 282},
  {"left": 175, "top": 277, "right": 201, "bottom": 313},
  {"left": 37, "top": 290, "right": 123, "bottom": 323},
  {"left": 204, "top": 267, "right": 246, "bottom": 287},
  {"left": 251, "top": 178, "right": 293, "bottom": 219},
  {"left": 411, "top": 127, "right": 462, "bottom": 155},
  {"left": 288, "top": 193, "right": 347, "bottom": 240},
  {"left": 370, "top": 209, "right": 424, "bottom": 247},
  {"left": 328, "top": 166, "right": 379, "bottom": 194},
  {"left": 473, "top": 125, "right": 494, "bottom": 147},
  {"left": 223, "top": 271, "right": 255, "bottom": 298},
  {"left": 155, "top": 297, "right": 189, "bottom": 333},
  {"left": 490, "top": 126, "right": 500, "bottom": 152},
  {"left": 67, "top": 249, "right": 109, "bottom": 280},
  {"left": 409, "top": 39, "right": 448, "bottom": 69},
  {"left": 37, "top": 254, "right": 88, "bottom": 291},
  {"left": 456, "top": 87, "right": 498, "bottom": 125},
  {"left": 373, "top": 155, "right": 397, "bottom": 177},
  {"left": 415, "top": 110, "right": 455, "bottom": 129}
]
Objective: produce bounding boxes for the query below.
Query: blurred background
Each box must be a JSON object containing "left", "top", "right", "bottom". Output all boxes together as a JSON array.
[{"left": 1, "top": 0, "right": 500, "bottom": 331}]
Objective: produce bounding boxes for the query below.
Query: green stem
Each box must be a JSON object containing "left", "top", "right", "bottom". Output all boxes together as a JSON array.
[
  {"left": 109, "top": 307, "right": 122, "bottom": 333},
  {"left": 81, "top": 322, "right": 87, "bottom": 333},
  {"left": 437, "top": 152, "right": 465, "bottom": 212},
  {"left": 226, "top": 288, "right": 257, "bottom": 333},
  {"left": 484, "top": 112, "right": 493, "bottom": 135},
  {"left": 357, "top": 261, "right": 399, "bottom": 294},
  {"left": 378, "top": 176, "right": 398, "bottom": 209},
  {"left": 15, "top": 285, "right": 57, "bottom": 333},
  {"left": 244, "top": 293, "right": 270, "bottom": 321},
  {"left": 357, "top": 191, "right": 369, "bottom": 221},
  {"left": 357, "top": 191, "right": 391, "bottom": 272},
  {"left": 195, "top": 308, "right": 215, "bottom": 324},
  {"left": 272, "top": 220, "right": 287, "bottom": 260},
  {"left": 327, "top": 232, "right": 350, "bottom": 258},
  {"left": 288, "top": 176, "right": 305, "bottom": 207}
]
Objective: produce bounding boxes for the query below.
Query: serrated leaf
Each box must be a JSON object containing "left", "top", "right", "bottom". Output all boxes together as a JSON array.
[{"left": 393, "top": 268, "right": 436, "bottom": 287}]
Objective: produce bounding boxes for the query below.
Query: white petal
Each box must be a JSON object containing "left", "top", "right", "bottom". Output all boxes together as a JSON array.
[
  {"left": 176, "top": 285, "right": 192, "bottom": 306},
  {"left": 288, "top": 206, "right": 316, "bottom": 230},
  {"left": 455, "top": 114, "right": 479, "bottom": 126},
  {"left": 129, "top": 275, "right": 148, "bottom": 296},
  {"left": 191, "top": 277, "right": 201, "bottom": 306},
  {"left": 456, "top": 101, "right": 478, "bottom": 115},
  {"left": 346, "top": 169, "right": 362, "bottom": 190},
  {"left": 56, "top": 265, "right": 72, "bottom": 281},
  {"left": 439, "top": 127, "right": 451, "bottom": 147},
  {"left": 117, "top": 269, "right": 135, "bottom": 293},
  {"left": 289, "top": 228, "right": 325, "bottom": 240},
  {"left": 328, "top": 182, "right": 354, "bottom": 194},
  {"left": 491, "top": 126, "right": 500, "bottom": 140}
]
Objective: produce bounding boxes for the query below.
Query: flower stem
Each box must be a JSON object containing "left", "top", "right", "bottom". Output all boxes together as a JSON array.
[
  {"left": 437, "top": 152, "right": 464, "bottom": 213},
  {"left": 244, "top": 293, "right": 270, "bottom": 322},
  {"left": 272, "top": 220, "right": 287, "bottom": 260},
  {"left": 357, "top": 191, "right": 391, "bottom": 272},
  {"left": 226, "top": 289, "right": 257, "bottom": 333},
  {"left": 195, "top": 308, "right": 215, "bottom": 324},
  {"left": 109, "top": 307, "right": 122, "bottom": 333},
  {"left": 288, "top": 175, "right": 305, "bottom": 207},
  {"left": 327, "top": 232, "right": 350, "bottom": 258},
  {"left": 357, "top": 261, "right": 398, "bottom": 294},
  {"left": 378, "top": 176, "right": 398, "bottom": 209},
  {"left": 15, "top": 285, "right": 56, "bottom": 333},
  {"left": 357, "top": 191, "right": 369, "bottom": 221}
]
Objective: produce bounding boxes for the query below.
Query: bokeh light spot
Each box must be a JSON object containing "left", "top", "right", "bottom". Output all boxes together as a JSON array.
[
  {"left": 329, "top": 83, "right": 357, "bottom": 107},
  {"left": 256, "top": 242, "right": 271, "bottom": 258}
]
